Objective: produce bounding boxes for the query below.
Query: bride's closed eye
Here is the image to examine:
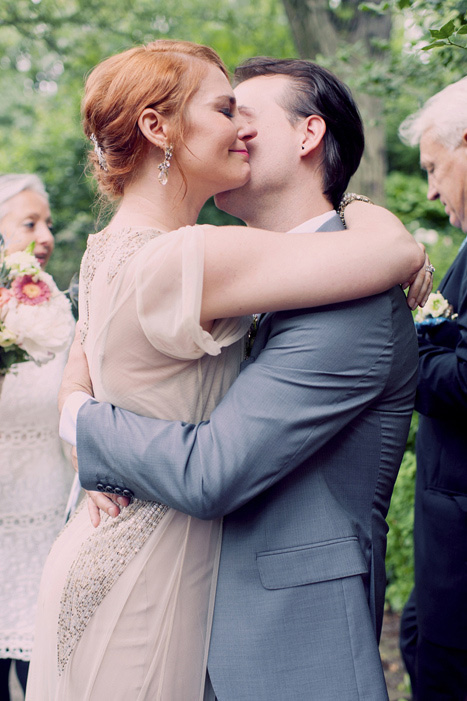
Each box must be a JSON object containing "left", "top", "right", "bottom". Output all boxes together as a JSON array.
[{"left": 219, "top": 107, "right": 234, "bottom": 118}]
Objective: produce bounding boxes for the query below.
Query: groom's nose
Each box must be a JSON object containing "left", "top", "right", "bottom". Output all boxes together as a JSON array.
[{"left": 237, "top": 119, "right": 257, "bottom": 143}]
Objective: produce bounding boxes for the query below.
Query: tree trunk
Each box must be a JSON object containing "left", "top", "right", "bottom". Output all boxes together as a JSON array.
[{"left": 281, "top": 0, "right": 391, "bottom": 203}]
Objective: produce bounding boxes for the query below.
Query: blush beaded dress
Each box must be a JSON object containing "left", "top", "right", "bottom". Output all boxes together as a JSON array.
[{"left": 26, "top": 225, "right": 249, "bottom": 701}]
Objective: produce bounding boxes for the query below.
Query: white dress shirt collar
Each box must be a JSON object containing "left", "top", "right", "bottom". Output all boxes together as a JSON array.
[{"left": 288, "top": 210, "right": 336, "bottom": 234}]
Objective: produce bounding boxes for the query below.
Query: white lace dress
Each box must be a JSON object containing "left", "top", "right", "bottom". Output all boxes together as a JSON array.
[
  {"left": 0, "top": 352, "right": 74, "bottom": 662},
  {"left": 26, "top": 226, "right": 250, "bottom": 701}
]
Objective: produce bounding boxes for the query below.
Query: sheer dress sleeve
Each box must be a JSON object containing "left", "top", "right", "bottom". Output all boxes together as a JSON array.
[{"left": 135, "top": 225, "right": 250, "bottom": 360}]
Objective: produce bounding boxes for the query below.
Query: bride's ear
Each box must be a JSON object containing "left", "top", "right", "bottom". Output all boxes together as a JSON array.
[{"left": 138, "top": 108, "right": 170, "bottom": 151}]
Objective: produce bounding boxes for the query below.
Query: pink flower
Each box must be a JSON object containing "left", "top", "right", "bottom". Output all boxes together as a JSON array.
[
  {"left": 0, "top": 287, "right": 12, "bottom": 307},
  {"left": 11, "top": 275, "right": 51, "bottom": 306}
]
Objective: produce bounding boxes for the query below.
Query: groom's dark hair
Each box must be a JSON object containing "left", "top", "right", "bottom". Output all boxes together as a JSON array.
[{"left": 234, "top": 58, "right": 364, "bottom": 210}]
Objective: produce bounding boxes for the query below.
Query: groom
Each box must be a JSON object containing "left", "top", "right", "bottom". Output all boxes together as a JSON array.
[{"left": 62, "top": 59, "right": 420, "bottom": 700}]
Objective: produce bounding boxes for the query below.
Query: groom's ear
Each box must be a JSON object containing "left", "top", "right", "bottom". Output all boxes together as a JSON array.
[
  {"left": 300, "top": 115, "right": 326, "bottom": 157},
  {"left": 138, "top": 108, "right": 170, "bottom": 151}
]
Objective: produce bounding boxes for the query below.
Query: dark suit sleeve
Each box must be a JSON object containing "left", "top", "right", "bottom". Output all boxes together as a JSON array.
[
  {"left": 78, "top": 299, "right": 403, "bottom": 519},
  {"left": 415, "top": 261, "right": 467, "bottom": 418}
]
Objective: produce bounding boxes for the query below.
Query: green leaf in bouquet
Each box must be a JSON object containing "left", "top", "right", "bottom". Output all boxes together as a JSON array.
[
  {"left": 0, "top": 232, "right": 9, "bottom": 286},
  {"left": 0, "top": 345, "right": 30, "bottom": 376}
]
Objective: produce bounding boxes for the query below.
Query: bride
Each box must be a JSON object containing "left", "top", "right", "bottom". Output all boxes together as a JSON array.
[{"left": 26, "top": 40, "right": 426, "bottom": 700}]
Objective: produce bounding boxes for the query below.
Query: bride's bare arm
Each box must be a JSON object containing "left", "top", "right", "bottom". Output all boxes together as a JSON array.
[{"left": 200, "top": 201, "right": 426, "bottom": 324}]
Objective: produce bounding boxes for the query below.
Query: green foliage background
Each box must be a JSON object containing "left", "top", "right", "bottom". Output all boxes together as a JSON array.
[
  {"left": 1, "top": 0, "right": 465, "bottom": 611},
  {"left": 0, "top": 0, "right": 294, "bottom": 288}
]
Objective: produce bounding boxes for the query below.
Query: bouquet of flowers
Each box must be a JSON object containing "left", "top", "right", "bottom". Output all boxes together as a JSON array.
[
  {"left": 415, "top": 291, "right": 458, "bottom": 327},
  {"left": 0, "top": 233, "right": 74, "bottom": 384}
]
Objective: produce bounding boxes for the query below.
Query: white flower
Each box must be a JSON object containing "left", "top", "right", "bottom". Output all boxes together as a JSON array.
[
  {"left": 4, "top": 290, "right": 74, "bottom": 363},
  {"left": 0, "top": 324, "right": 18, "bottom": 348},
  {"left": 0, "top": 251, "right": 74, "bottom": 374},
  {"left": 5, "top": 250, "right": 42, "bottom": 278},
  {"left": 415, "top": 291, "right": 455, "bottom": 323}
]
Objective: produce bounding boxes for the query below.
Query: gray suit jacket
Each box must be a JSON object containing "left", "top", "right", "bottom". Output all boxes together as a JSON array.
[{"left": 78, "top": 215, "right": 419, "bottom": 700}]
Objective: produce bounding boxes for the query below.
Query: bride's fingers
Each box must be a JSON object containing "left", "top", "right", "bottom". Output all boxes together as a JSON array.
[
  {"left": 86, "top": 490, "right": 121, "bottom": 527},
  {"left": 416, "top": 253, "right": 434, "bottom": 307},
  {"left": 421, "top": 264, "right": 434, "bottom": 306},
  {"left": 87, "top": 493, "right": 102, "bottom": 528},
  {"left": 405, "top": 269, "right": 425, "bottom": 309},
  {"left": 405, "top": 251, "right": 433, "bottom": 310}
]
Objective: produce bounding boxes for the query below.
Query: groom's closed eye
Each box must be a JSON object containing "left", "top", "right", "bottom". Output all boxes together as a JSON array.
[{"left": 237, "top": 105, "right": 256, "bottom": 121}]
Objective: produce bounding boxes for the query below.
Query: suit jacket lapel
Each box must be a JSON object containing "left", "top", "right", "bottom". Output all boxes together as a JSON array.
[{"left": 439, "top": 239, "right": 467, "bottom": 306}]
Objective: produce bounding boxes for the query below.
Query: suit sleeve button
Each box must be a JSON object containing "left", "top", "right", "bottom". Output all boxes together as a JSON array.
[
  {"left": 122, "top": 489, "right": 134, "bottom": 498},
  {"left": 96, "top": 483, "right": 105, "bottom": 492}
]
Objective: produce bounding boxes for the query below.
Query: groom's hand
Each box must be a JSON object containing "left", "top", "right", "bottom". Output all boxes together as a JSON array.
[{"left": 58, "top": 326, "right": 93, "bottom": 413}]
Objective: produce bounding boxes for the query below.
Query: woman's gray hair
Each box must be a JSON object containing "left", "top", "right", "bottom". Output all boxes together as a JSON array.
[
  {"left": 399, "top": 76, "right": 467, "bottom": 150},
  {"left": 0, "top": 174, "right": 48, "bottom": 220}
]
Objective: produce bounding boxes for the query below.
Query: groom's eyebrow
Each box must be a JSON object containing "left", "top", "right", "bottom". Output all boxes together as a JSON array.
[{"left": 238, "top": 105, "right": 255, "bottom": 118}]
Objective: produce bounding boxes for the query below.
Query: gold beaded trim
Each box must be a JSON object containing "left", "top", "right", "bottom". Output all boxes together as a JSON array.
[
  {"left": 57, "top": 499, "right": 169, "bottom": 674},
  {"left": 107, "top": 228, "right": 162, "bottom": 283},
  {"left": 79, "top": 227, "right": 162, "bottom": 345},
  {"left": 79, "top": 229, "right": 111, "bottom": 345}
]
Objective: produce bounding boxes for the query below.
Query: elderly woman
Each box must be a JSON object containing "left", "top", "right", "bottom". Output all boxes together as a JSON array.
[{"left": 0, "top": 174, "right": 74, "bottom": 700}]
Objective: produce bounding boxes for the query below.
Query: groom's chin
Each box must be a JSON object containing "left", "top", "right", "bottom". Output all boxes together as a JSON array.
[
  {"left": 214, "top": 189, "right": 234, "bottom": 214},
  {"left": 214, "top": 189, "right": 246, "bottom": 221}
]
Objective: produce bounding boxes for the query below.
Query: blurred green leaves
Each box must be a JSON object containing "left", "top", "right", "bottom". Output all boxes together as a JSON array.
[{"left": 0, "top": 0, "right": 294, "bottom": 288}]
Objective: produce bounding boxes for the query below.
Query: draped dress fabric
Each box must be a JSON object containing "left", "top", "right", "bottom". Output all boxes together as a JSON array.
[
  {"left": 0, "top": 351, "right": 74, "bottom": 663},
  {"left": 26, "top": 225, "right": 250, "bottom": 701}
]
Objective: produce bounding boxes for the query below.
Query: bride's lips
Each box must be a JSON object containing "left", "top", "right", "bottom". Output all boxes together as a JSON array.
[{"left": 230, "top": 149, "right": 249, "bottom": 158}]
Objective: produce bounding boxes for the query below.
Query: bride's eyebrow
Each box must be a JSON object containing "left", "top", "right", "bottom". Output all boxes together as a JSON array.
[{"left": 213, "top": 95, "right": 237, "bottom": 107}]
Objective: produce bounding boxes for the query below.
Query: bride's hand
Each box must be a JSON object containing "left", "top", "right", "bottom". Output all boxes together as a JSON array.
[
  {"left": 402, "top": 244, "right": 434, "bottom": 310},
  {"left": 86, "top": 490, "right": 130, "bottom": 528}
]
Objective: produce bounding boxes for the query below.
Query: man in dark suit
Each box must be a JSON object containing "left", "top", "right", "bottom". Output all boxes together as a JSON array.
[
  {"left": 398, "top": 78, "right": 467, "bottom": 700},
  {"left": 61, "top": 59, "right": 429, "bottom": 700}
]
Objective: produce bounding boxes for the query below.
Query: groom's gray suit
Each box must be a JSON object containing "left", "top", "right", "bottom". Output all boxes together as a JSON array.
[{"left": 77, "top": 214, "right": 419, "bottom": 700}]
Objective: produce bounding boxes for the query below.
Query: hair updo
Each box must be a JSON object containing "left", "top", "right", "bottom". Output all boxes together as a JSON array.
[{"left": 82, "top": 39, "right": 228, "bottom": 200}]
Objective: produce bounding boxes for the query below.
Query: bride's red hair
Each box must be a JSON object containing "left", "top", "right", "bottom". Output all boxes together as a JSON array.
[{"left": 82, "top": 40, "right": 228, "bottom": 199}]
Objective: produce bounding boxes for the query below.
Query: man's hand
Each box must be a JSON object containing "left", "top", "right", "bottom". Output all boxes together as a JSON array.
[
  {"left": 58, "top": 326, "right": 93, "bottom": 413},
  {"left": 86, "top": 490, "right": 131, "bottom": 528},
  {"left": 403, "top": 243, "right": 434, "bottom": 310}
]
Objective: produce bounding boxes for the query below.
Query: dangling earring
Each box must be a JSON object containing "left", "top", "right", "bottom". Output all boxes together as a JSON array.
[{"left": 158, "top": 145, "right": 173, "bottom": 186}]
